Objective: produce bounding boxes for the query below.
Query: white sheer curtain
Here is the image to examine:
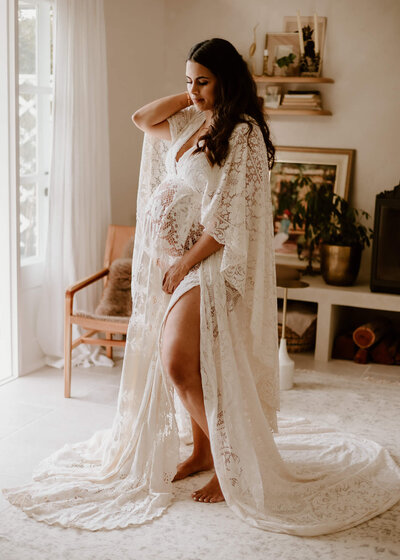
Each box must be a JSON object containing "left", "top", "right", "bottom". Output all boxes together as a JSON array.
[{"left": 37, "top": 0, "right": 111, "bottom": 360}]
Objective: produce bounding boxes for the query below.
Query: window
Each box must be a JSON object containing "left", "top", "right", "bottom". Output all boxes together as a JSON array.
[{"left": 18, "top": 0, "right": 53, "bottom": 265}]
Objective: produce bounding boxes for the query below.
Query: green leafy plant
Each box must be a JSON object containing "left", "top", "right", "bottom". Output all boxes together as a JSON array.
[
  {"left": 272, "top": 165, "right": 373, "bottom": 274},
  {"left": 319, "top": 193, "right": 373, "bottom": 249},
  {"left": 291, "top": 182, "right": 373, "bottom": 274},
  {"left": 276, "top": 53, "right": 296, "bottom": 68}
]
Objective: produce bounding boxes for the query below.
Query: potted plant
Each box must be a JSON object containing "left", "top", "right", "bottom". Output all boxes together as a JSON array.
[
  {"left": 291, "top": 182, "right": 373, "bottom": 283},
  {"left": 319, "top": 194, "right": 373, "bottom": 286},
  {"left": 274, "top": 52, "right": 297, "bottom": 76}
]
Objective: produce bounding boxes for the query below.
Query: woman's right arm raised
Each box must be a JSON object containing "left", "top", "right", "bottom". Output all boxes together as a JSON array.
[{"left": 132, "top": 92, "right": 191, "bottom": 140}]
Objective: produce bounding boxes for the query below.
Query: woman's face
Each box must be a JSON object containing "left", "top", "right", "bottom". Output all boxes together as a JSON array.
[{"left": 186, "top": 60, "right": 217, "bottom": 112}]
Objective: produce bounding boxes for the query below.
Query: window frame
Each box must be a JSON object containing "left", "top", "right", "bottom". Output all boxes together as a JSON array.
[
  {"left": 0, "top": 0, "right": 20, "bottom": 383},
  {"left": 18, "top": 0, "right": 53, "bottom": 286}
]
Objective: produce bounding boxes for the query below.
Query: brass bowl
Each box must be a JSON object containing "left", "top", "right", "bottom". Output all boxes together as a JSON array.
[{"left": 320, "top": 244, "right": 362, "bottom": 286}]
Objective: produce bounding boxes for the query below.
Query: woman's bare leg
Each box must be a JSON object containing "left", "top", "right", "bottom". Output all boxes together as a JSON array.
[
  {"left": 173, "top": 417, "right": 213, "bottom": 481},
  {"left": 161, "top": 286, "right": 224, "bottom": 502}
]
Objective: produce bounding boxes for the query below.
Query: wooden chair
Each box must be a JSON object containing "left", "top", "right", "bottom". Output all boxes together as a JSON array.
[{"left": 64, "top": 224, "right": 135, "bottom": 398}]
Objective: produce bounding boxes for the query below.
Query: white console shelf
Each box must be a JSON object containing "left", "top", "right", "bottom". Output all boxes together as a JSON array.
[{"left": 277, "top": 275, "right": 400, "bottom": 362}]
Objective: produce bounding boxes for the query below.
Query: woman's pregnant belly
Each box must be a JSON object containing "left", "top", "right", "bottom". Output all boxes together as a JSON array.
[{"left": 145, "top": 178, "right": 204, "bottom": 272}]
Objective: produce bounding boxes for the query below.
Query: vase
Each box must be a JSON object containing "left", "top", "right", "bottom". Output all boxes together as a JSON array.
[
  {"left": 299, "top": 53, "right": 321, "bottom": 77},
  {"left": 320, "top": 244, "right": 362, "bottom": 286},
  {"left": 273, "top": 64, "right": 298, "bottom": 77},
  {"left": 273, "top": 64, "right": 288, "bottom": 77}
]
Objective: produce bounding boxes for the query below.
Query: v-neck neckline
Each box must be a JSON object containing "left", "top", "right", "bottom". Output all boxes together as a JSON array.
[
  {"left": 175, "top": 144, "right": 196, "bottom": 166},
  {"left": 175, "top": 113, "right": 207, "bottom": 165}
]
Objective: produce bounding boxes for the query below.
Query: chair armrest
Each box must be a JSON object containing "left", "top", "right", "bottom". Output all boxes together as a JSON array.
[{"left": 65, "top": 267, "right": 109, "bottom": 297}]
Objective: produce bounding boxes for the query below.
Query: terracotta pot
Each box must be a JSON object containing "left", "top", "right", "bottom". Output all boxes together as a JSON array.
[{"left": 320, "top": 244, "right": 362, "bottom": 286}]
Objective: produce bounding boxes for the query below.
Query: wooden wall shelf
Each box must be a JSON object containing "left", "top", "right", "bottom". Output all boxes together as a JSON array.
[
  {"left": 266, "top": 108, "right": 332, "bottom": 116},
  {"left": 254, "top": 75, "right": 334, "bottom": 116},
  {"left": 254, "top": 75, "right": 334, "bottom": 84}
]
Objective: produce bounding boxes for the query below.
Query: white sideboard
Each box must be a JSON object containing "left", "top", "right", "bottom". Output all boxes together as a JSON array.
[{"left": 277, "top": 275, "right": 400, "bottom": 362}]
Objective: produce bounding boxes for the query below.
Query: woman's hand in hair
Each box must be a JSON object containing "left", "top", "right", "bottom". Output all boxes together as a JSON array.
[{"left": 132, "top": 93, "right": 190, "bottom": 140}]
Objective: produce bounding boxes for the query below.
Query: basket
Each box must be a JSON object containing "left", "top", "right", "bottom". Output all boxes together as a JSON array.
[{"left": 278, "top": 319, "right": 317, "bottom": 353}]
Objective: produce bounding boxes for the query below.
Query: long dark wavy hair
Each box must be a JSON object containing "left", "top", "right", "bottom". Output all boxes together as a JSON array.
[{"left": 187, "top": 38, "right": 275, "bottom": 169}]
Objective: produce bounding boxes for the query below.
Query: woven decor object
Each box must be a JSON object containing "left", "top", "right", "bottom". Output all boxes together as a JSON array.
[{"left": 278, "top": 319, "right": 316, "bottom": 353}]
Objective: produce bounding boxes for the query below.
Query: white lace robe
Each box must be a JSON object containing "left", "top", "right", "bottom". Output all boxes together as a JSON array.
[{"left": 3, "top": 107, "right": 400, "bottom": 535}]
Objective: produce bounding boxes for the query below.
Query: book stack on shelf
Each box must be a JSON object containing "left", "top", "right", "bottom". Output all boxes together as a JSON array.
[{"left": 281, "top": 90, "right": 322, "bottom": 111}]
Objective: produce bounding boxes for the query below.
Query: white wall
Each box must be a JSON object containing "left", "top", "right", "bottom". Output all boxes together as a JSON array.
[
  {"left": 19, "top": 285, "right": 44, "bottom": 374},
  {"left": 105, "top": 0, "right": 400, "bottom": 279},
  {"left": 104, "top": 0, "right": 166, "bottom": 226}
]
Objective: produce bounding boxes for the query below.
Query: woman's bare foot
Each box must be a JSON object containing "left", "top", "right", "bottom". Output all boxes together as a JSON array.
[
  {"left": 192, "top": 474, "right": 225, "bottom": 503},
  {"left": 173, "top": 453, "right": 214, "bottom": 482}
]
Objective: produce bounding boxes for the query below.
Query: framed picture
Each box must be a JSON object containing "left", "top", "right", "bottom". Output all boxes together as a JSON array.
[
  {"left": 271, "top": 146, "right": 354, "bottom": 267},
  {"left": 265, "top": 33, "right": 301, "bottom": 76},
  {"left": 283, "top": 16, "right": 327, "bottom": 75}
]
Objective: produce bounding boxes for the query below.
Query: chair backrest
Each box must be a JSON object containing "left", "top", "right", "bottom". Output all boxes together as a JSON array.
[{"left": 103, "top": 225, "right": 136, "bottom": 269}]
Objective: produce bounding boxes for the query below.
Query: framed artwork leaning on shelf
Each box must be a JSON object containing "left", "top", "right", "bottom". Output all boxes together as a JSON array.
[
  {"left": 271, "top": 146, "right": 354, "bottom": 267},
  {"left": 283, "top": 16, "right": 327, "bottom": 76}
]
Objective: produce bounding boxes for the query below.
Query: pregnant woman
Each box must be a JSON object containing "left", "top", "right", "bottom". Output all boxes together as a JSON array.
[{"left": 4, "top": 38, "right": 400, "bottom": 535}]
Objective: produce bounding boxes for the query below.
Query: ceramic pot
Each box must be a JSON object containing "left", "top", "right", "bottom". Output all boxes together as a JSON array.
[
  {"left": 320, "top": 244, "right": 362, "bottom": 286},
  {"left": 273, "top": 64, "right": 288, "bottom": 76}
]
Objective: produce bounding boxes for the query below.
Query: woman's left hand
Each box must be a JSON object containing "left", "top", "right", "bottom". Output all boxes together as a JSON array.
[{"left": 162, "top": 259, "right": 190, "bottom": 294}]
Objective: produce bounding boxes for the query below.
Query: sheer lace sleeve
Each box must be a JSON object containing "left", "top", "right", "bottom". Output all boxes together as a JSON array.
[
  {"left": 137, "top": 134, "right": 169, "bottom": 216},
  {"left": 167, "top": 105, "right": 198, "bottom": 143},
  {"left": 201, "top": 121, "right": 271, "bottom": 298}
]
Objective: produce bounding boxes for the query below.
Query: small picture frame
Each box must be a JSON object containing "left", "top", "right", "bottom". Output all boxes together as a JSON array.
[{"left": 265, "top": 33, "right": 301, "bottom": 77}]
